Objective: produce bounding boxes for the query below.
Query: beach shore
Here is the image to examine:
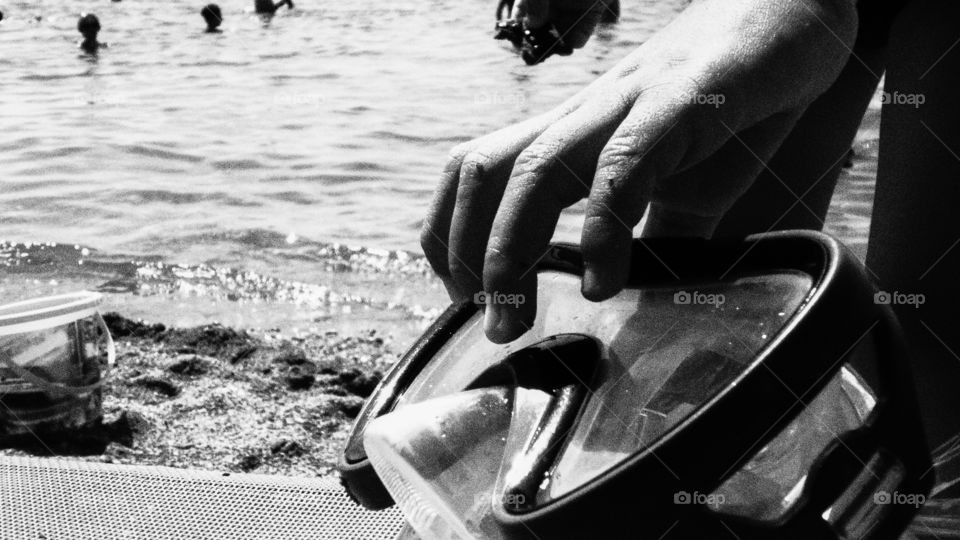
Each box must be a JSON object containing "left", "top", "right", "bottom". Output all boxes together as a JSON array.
[{"left": 0, "top": 313, "right": 400, "bottom": 478}]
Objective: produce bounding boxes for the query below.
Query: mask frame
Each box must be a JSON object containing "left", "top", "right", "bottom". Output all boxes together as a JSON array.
[{"left": 339, "top": 231, "right": 932, "bottom": 539}]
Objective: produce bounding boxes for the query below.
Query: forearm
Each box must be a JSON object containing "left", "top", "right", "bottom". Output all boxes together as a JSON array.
[
  {"left": 868, "top": 0, "right": 960, "bottom": 449},
  {"left": 715, "top": 43, "right": 885, "bottom": 237}
]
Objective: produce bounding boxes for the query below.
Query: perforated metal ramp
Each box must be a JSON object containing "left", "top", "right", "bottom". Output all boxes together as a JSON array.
[
  {"left": 0, "top": 456, "right": 404, "bottom": 539},
  {"left": 1, "top": 455, "right": 956, "bottom": 539}
]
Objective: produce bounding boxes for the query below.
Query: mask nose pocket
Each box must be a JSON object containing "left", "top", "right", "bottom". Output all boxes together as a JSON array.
[{"left": 363, "top": 334, "right": 600, "bottom": 540}]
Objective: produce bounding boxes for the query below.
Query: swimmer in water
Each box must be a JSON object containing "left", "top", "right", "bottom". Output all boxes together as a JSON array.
[
  {"left": 254, "top": 0, "right": 294, "bottom": 15},
  {"left": 77, "top": 13, "right": 104, "bottom": 54},
  {"left": 201, "top": 3, "right": 222, "bottom": 32}
]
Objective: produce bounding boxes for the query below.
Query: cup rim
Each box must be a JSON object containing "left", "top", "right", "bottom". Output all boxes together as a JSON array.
[{"left": 0, "top": 291, "right": 102, "bottom": 335}]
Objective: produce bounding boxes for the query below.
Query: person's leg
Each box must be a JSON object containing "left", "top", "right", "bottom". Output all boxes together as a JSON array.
[
  {"left": 255, "top": 0, "right": 274, "bottom": 14},
  {"left": 600, "top": 0, "right": 619, "bottom": 23},
  {"left": 714, "top": 47, "right": 884, "bottom": 236},
  {"left": 867, "top": 1, "right": 960, "bottom": 450}
]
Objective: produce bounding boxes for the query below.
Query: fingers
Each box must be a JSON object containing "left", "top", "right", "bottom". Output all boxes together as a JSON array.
[
  {"left": 496, "top": 0, "right": 515, "bottom": 20},
  {"left": 482, "top": 181, "right": 564, "bottom": 343},
  {"left": 641, "top": 110, "right": 802, "bottom": 238},
  {"left": 580, "top": 107, "right": 802, "bottom": 301},
  {"left": 422, "top": 113, "right": 565, "bottom": 301},
  {"left": 580, "top": 94, "right": 730, "bottom": 300},
  {"left": 446, "top": 149, "right": 517, "bottom": 299},
  {"left": 479, "top": 94, "right": 634, "bottom": 342},
  {"left": 420, "top": 148, "right": 468, "bottom": 299}
]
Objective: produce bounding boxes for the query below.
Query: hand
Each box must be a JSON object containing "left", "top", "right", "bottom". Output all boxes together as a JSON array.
[
  {"left": 422, "top": 0, "right": 858, "bottom": 343},
  {"left": 510, "top": 0, "right": 612, "bottom": 50}
]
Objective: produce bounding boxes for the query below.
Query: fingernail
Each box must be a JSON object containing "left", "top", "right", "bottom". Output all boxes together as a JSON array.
[
  {"left": 485, "top": 304, "right": 529, "bottom": 344},
  {"left": 582, "top": 267, "right": 605, "bottom": 301},
  {"left": 484, "top": 304, "right": 504, "bottom": 340}
]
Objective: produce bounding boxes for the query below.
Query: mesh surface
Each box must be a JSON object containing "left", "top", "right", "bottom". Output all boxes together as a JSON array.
[
  {"left": 1, "top": 455, "right": 954, "bottom": 539},
  {"left": 0, "top": 456, "right": 404, "bottom": 539}
]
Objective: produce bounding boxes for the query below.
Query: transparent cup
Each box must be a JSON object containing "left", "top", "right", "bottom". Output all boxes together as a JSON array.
[{"left": 0, "top": 292, "right": 115, "bottom": 437}]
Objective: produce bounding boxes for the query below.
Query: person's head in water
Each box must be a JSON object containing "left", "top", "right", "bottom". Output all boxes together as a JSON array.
[
  {"left": 77, "top": 13, "right": 100, "bottom": 42},
  {"left": 201, "top": 4, "right": 222, "bottom": 32}
]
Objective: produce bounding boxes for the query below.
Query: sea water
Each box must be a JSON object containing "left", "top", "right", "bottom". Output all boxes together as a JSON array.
[{"left": 0, "top": 0, "right": 879, "bottom": 339}]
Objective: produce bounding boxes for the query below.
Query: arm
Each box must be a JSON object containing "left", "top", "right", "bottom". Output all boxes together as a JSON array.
[
  {"left": 867, "top": 0, "right": 960, "bottom": 450},
  {"left": 714, "top": 45, "right": 885, "bottom": 237}
]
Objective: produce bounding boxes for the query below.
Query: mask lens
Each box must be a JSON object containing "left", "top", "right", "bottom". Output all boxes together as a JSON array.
[
  {"left": 712, "top": 364, "right": 876, "bottom": 521},
  {"left": 540, "top": 272, "right": 813, "bottom": 503},
  {"left": 363, "top": 387, "right": 516, "bottom": 540},
  {"left": 393, "top": 271, "right": 813, "bottom": 507}
]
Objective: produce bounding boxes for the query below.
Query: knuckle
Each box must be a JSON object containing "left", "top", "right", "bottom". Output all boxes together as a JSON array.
[
  {"left": 461, "top": 149, "right": 492, "bottom": 168},
  {"left": 448, "top": 143, "right": 472, "bottom": 163},
  {"left": 442, "top": 144, "right": 472, "bottom": 174},
  {"left": 513, "top": 139, "right": 590, "bottom": 207},
  {"left": 512, "top": 140, "right": 562, "bottom": 184},
  {"left": 595, "top": 140, "right": 643, "bottom": 190},
  {"left": 595, "top": 125, "right": 682, "bottom": 200},
  {"left": 459, "top": 150, "right": 495, "bottom": 183},
  {"left": 598, "top": 137, "right": 639, "bottom": 166},
  {"left": 604, "top": 85, "right": 636, "bottom": 114}
]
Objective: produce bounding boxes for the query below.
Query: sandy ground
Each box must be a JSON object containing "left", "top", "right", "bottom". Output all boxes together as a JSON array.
[{"left": 0, "top": 313, "right": 398, "bottom": 478}]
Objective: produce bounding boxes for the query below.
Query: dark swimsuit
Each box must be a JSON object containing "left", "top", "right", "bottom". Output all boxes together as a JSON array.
[{"left": 857, "top": 0, "right": 912, "bottom": 48}]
